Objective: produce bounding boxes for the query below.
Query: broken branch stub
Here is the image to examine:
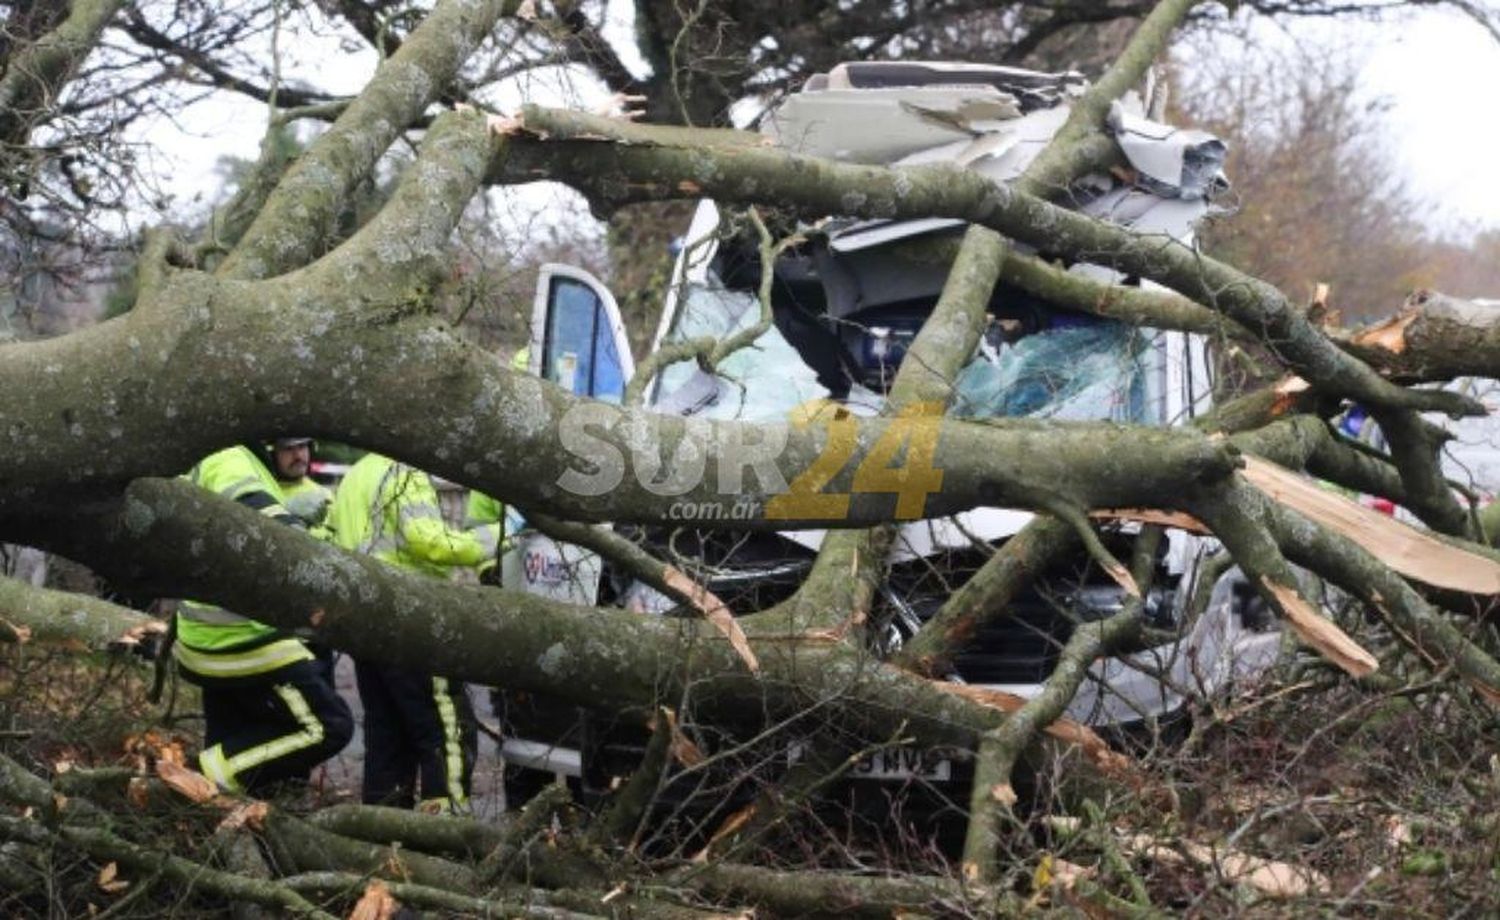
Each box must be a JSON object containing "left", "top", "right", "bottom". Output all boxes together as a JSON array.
[{"left": 1242, "top": 456, "right": 1500, "bottom": 595}]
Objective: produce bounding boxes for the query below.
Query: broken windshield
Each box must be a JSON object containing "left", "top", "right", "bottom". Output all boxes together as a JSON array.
[
  {"left": 652, "top": 279, "right": 830, "bottom": 421},
  {"left": 653, "top": 277, "right": 1161, "bottom": 425},
  {"left": 953, "top": 319, "right": 1160, "bottom": 423}
]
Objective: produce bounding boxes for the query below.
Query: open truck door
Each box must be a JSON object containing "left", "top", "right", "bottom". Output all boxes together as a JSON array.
[{"left": 499, "top": 264, "right": 635, "bottom": 606}]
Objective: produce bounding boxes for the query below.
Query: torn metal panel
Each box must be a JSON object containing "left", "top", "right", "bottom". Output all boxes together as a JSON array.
[
  {"left": 1108, "top": 102, "right": 1228, "bottom": 199},
  {"left": 762, "top": 86, "right": 1024, "bottom": 164},
  {"left": 822, "top": 61, "right": 1086, "bottom": 109}
]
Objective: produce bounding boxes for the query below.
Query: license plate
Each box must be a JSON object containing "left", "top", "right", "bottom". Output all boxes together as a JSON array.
[{"left": 787, "top": 742, "right": 952, "bottom": 781}]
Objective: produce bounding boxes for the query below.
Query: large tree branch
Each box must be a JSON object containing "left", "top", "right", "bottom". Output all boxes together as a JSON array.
[
  {"left": 7, "top": 478, "right": 1113, "bottom": 767},
  {"left": 1219, "top": 479, "right": 1500, "bottom": 705},
  {"left": 0, "top": 573, "right": 158, "bottom": 650},
  {"left": 498, "top": 113, "right": 1481, "bottom": 418},
  {"left": 216, "top": 0, "right": 516, "bottom": 281},
  {"left": 0, "top": 111, "right": 1241, "bottom": 530},
  {"left": 1336, "top": 290, "right": 1500, "bottom": 383},
  {"left": 0, "top": 0, "right": 122, "bottom": 146},
  {"left": 1017, "top": 0, "right": 1198, "bottom": 196}
]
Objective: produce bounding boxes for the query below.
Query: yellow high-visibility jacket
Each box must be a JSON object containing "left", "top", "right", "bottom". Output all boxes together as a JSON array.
[
  {"left": 327, "top": 454, "right": 496, "bottom": 578},
  {"left": 174, "top": 446, "right": 313, "bottom": 679},
  {"left": 280, "top": 476, "right": 333, "bottom": 530}
]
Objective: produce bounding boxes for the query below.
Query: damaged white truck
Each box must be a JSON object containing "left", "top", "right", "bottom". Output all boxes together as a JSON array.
[{"left": 493, "top": 62, "right": 1283, "bottom": 824}]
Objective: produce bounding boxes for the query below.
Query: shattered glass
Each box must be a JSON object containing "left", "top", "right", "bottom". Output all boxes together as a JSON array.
[
  {"left": 653, "top": 279, "right": 830, "bottom": 422},
  {"left": 951, "top": 318, "right": 1157, "bottom": 423}
]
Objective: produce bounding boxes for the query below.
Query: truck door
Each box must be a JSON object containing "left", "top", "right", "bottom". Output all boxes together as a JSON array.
[
  {"left": 528, "top": 263, "right": 635, "bottom": 400},
  {"left": 499, "top": 265, "right": 635, "bottom": 604}
]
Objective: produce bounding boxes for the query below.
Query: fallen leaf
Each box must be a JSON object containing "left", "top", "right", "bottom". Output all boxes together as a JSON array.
[
  {"left": 1048, "top": 857, "right": 1093, "bottom": 891},
  {"left": 1032, "top": 852, "right": 1054, "bottom": 891},
  {"left": 348, "top": 879, "right": 399, "bottom": 920},
  {"left": 97, "top": 861, "right": 129, "bottom": 894},
  {"left": 1383, "top": 815, "right": 1412, "bottom": 848}
]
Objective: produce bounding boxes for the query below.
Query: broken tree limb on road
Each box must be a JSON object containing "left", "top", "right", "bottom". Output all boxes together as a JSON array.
[{"left": 0, "top": 575, "right": 160, "bottom": 651}]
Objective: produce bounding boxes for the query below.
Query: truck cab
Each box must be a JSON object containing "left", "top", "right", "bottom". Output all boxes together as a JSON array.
[{"left": 495, "top": 61, "right": 1280, "bottom": 806}]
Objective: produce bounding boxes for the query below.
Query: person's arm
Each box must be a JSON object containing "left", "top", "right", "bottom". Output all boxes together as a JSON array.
[{"left": 391, "top": 468, "right": 492, "bottom": 567}]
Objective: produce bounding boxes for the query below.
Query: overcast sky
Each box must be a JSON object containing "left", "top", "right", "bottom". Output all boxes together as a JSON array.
[
  {"left": 135, "top": 5, "right": 1500, "bottom": 241},
  {"left": 1354, "top": 8, "right": 1500, "bottom": 234}
]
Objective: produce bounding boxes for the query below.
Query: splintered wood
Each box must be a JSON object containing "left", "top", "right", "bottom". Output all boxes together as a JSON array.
[
  {"left": 932, "top": 682, "right": 1131, "bottom": 776},
  {"left": 663, "top": 566, "right": 759, "bottom": 673},
  {"left": 1242, "top": 455, "right": 1500, "bottom": 594},
  {"left": 1260, "top": 577, "right": 1378, "bottom": 677},
  {"left": 1349, "top": 309, "right": 1420, "bottom": 354}
]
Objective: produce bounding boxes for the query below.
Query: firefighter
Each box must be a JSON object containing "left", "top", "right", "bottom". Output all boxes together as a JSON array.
[
  {"left": 177, "top": 445, "right": 354, "bottom": 795},
  {"left": 325, "top": 453, "right": 500, "bottom": 813},
  {"left": 264, "top": 436, "right": 338, "bottom": 679},
  {"left": 265, "top": 436, "right": 333, "bottom": 529}
]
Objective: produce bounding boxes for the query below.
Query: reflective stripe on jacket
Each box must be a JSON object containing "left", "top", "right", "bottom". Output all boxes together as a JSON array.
[{"left": 174, "top": 637, "right": 313, "bottom": 681}]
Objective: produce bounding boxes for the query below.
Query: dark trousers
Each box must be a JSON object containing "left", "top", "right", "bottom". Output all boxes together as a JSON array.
[
  {"left": 354, "top": 660, "right": 477, "bottom": 810},
  {"left": 200, "top": 659, "right": 354, "bottom": 795}
]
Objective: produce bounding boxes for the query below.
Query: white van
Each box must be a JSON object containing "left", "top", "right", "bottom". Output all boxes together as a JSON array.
[{"left": 495, "top": 62, "right": 1281, "bottom": 797}]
